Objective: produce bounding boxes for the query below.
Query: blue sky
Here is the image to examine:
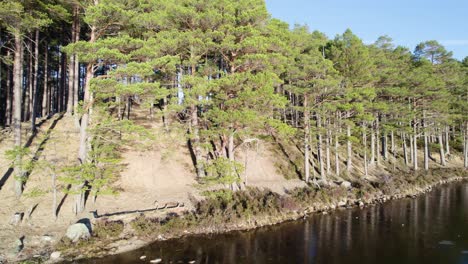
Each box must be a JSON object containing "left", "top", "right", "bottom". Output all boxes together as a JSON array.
[{"left": 265, "top": 0, "right": 468, "bottom": 60}]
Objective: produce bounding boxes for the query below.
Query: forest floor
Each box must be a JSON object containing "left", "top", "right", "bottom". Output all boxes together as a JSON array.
[{"left": 0, "top": 114, "right": 307, "bottom": 262}]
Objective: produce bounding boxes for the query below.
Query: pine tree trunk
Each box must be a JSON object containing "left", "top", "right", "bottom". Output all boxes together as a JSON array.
[
  {"left": 326, "top": 123, "right": 331, "bottom": 175},
  {"left": 335, "top": 117, "right": 340, "bottom": 176},
  {"left": 190, "top": 59, "right": 204, "bottom": 178},
  {"left": 346, "top": 123, "right": 352, "bottom": 172},
  {"left": 126, "top": 96, "right": 131, "bottom": 119},
  {"left": 31, "top": 30, "right": 39, "bottom": 133},
  {"left": 363, "top": 123, "right": 368, "bottom": 177},
  {"left": 73, "top": 4, "right": 81, "bottom": 128},
  {"left": 382, "top": 129, "right": 388, "bottom": 161},
  {"left": 376, "top": 117, "right": 381, "bottom": 166},
  {"left": 370, "top": 121, "right": 375, "bottom": 165},
  {"left": 5, "top": 50, "right": 12, "bottom": 127},
  {"left": 403, "top": 133, "right": 409, "bottom": 166},
  {"left": 464, "top": 122, "right": 468, "bottom": 168},
  {"left": 413, "top": 119, "right": 418, "bottom": 171},
  {"left": 303, "top": 96, "right": 310, "bottom": 183},
  {"left": 445, "top": 126, "right": 450, "bottom": 156},
  {"left": 59, "top": 51, "right": 67, "bottom": 112},
  {"left": 56, "top": 50, "right": 63, "bottom": 113},
  {"left": 409, "top": 131, "right": 413, "bottom": 164},
  {"left": 75, "top": 21, "right": 97, "bottom": 214},
  {"left": 42, "top": 44, "right": 48, "bottom": 117},
  {"left": 66, "top": 54, "right": 75, "bottom": 115},
  {"left": 438, "top": 129, "right": 446, "bottom": 166},
  {"left": 13, "top": 32, "right": 24, "bottom": 198},
  {"left": 67, "top": 5, "right": 79, "bottom": 115},
  {"left": 317, "top": 114, "right": 325, "bottom": 180},
  {"left": 192, "top": 105, "right": 205, "bottom": 178},
  {"left": 391, "top": 130, "right": 395, "bottom": 160},
  {"left": 228, "top": 133, "right": 234, "bottom": 161},
  {"left": 423, "top": 111, "right": 429, "bottom": 171},
  {"left": 22, "top": 39, "right": 32, "bottom": 121}
]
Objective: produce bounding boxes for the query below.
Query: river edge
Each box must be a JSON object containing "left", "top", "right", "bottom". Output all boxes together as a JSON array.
[{"left": 33, "top": 168, "right": 467, "bottom": 263}]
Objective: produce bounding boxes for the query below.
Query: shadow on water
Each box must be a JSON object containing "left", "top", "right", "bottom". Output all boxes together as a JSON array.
[{"left": 82, "top": 182, "right": 468, "bottom": 264}]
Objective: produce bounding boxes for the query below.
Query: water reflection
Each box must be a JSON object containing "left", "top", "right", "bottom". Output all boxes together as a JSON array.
[{"left": 84, "top": 182, "right": 468, "bottom": 264}]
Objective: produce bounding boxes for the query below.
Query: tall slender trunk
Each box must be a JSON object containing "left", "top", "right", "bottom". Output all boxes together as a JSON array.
[
  {"left": 42, "top": 44, "right": 48, "bottom": 117},
  {"left": 326, "top": 122, "right": 331, "bottom": 175},
  {"left": 445, "top": 126, "right": 450, "bottom": 156},
  {"left": 413, "top": 119, "right": 418, "bottom": 171},
  {"left": 228, "top": 133, "right": 234, "bottom": 161},
  {"left": 382, "top": 116, "right": 388, "bottom": 160},
  {"left": 363, "top": 123, "right": 368, "bottom": 177},
  {"left": 438, "top": 128, "right": 446, "bottom": 166},
  {"left": 317, "top": 113, "right": 325, "bottom": 180},
  {"left": 56, "top": 49, "right": 62, "bottom": 113},
  {"left": 376, "top": 117, "right": 381, "bottom": 166},
  {"left": 73, "top": 5, "right": 81, "bottom": 128},
  {"left": 190, "top": 60, "right": 204, "bottom": 178},
  {"left": 464, "top": 122, "right": 468, "bottom": 168},
  {"left": 335, "top": 116, "right": 340, "bottom": 176},
  {"left": 192, "top": 105, "right": 205, "bottom": 178},
  {"left": 66, "top": 54, "right": 75, "bottom": 115},
  {"left": 67, "top": 5, "right": 78, "bottom": 115},
  {"left": 31, "top": 30, "right": 39, "bottom": 133},
  {"left": 409, "top": 130, "right": 413, "bottom": 164},
  {"left": 28, "top": 39, "right": 33, "bottom": 120},
  {"left": 75, "top": 20, "right": 97, "bottom": 214},
  {"left": 13, "top": 32, "right": 24, "bottom": 198},
  {"left": 294, "top": 94, "right": 299, "bottom": 128},
  {"left": 59, "top": 50, "right": 67, "bottom": 112},
  {"left": 370, "top": 121, "right": 375, "bottom": 165},
  {"left": 391, "top": 130, "right": 395, "bottom": 160},
  {"left": 423, "top": 111, "right": 429, "bottom": 171},
  {"left": 126, "top": 96, "right": 131, "bottom": 119},
  {"left": 5, "top": 50, "right": 12, "bottom": 126},
  {"left": 304, "top": 95, "right": 310, "bottom": 183},
  {"left": 346, "top": 123, "right": 352, "bottom": 172},
  {"left": 403, "top": 133, "right": 409, "bottom": 166}
]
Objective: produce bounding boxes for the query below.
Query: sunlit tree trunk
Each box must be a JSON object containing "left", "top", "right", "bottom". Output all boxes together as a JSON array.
[
  {"left": 317, "top": 113, "right": 325, "bottom": 180},
  {"left": 42, "top": 44, "right": 49, "bottom": 117},
  {"left": 346, "top": 123, "right": 352, "bottom": 172},
  {"left": 413, "top": 119, "right": 418, "bottom": 171},
  {"left": 438, "top": 128, "right": 446, "bottom": 166},
  {"left": 423, "top": 111, "right": 429, "bottom": 171},
  {"left": 31, "top": 30, "right": 40, "bottom": 133},
  {"left": 370, "top": 121, "right": 375, "bottom": 165},
  {"left": 326, "top": 122, "right": 331, "bottom": 175},
  {"left": 304, "top": 95, "right": 310, "bottom": 183},
  {"left": 445, "top": 126, "right": 450, "bottom": 156},
  {"left": 363, "top": 123, "right": 368, "bottom": 176},
  {"left": 13, "top": 32, "right": 24, "bottom": 198}
]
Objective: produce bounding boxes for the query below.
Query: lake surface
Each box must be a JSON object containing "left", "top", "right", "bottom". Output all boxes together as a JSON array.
[{"left": 83, "top": 182, "right": 468, "bottom": 264}]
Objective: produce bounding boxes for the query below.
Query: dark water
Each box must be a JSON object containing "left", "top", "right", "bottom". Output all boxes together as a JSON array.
[{"left": 85, "top": 182, "right": 468, "bottom": 264}]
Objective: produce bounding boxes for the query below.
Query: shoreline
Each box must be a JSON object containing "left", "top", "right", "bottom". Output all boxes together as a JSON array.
[{"left": 44, "top": 167, "right": 467, "bottom": 263}]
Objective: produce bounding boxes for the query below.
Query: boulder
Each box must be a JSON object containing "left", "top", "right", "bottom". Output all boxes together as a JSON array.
[
  {"left": 41, "top": 235, "right": 53, "bottom": 242},
  {"left": 340, "top": 181, "right": 352, "bottom": 189},
  {"left": 337, "top": 200, "right": 347, "bottom": 207},
  {"left": 50, "top": 251, "right": 61, "bottom": 259},
  {"left": 65, "top": 223, "right": 91, "bottom": 242}
]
